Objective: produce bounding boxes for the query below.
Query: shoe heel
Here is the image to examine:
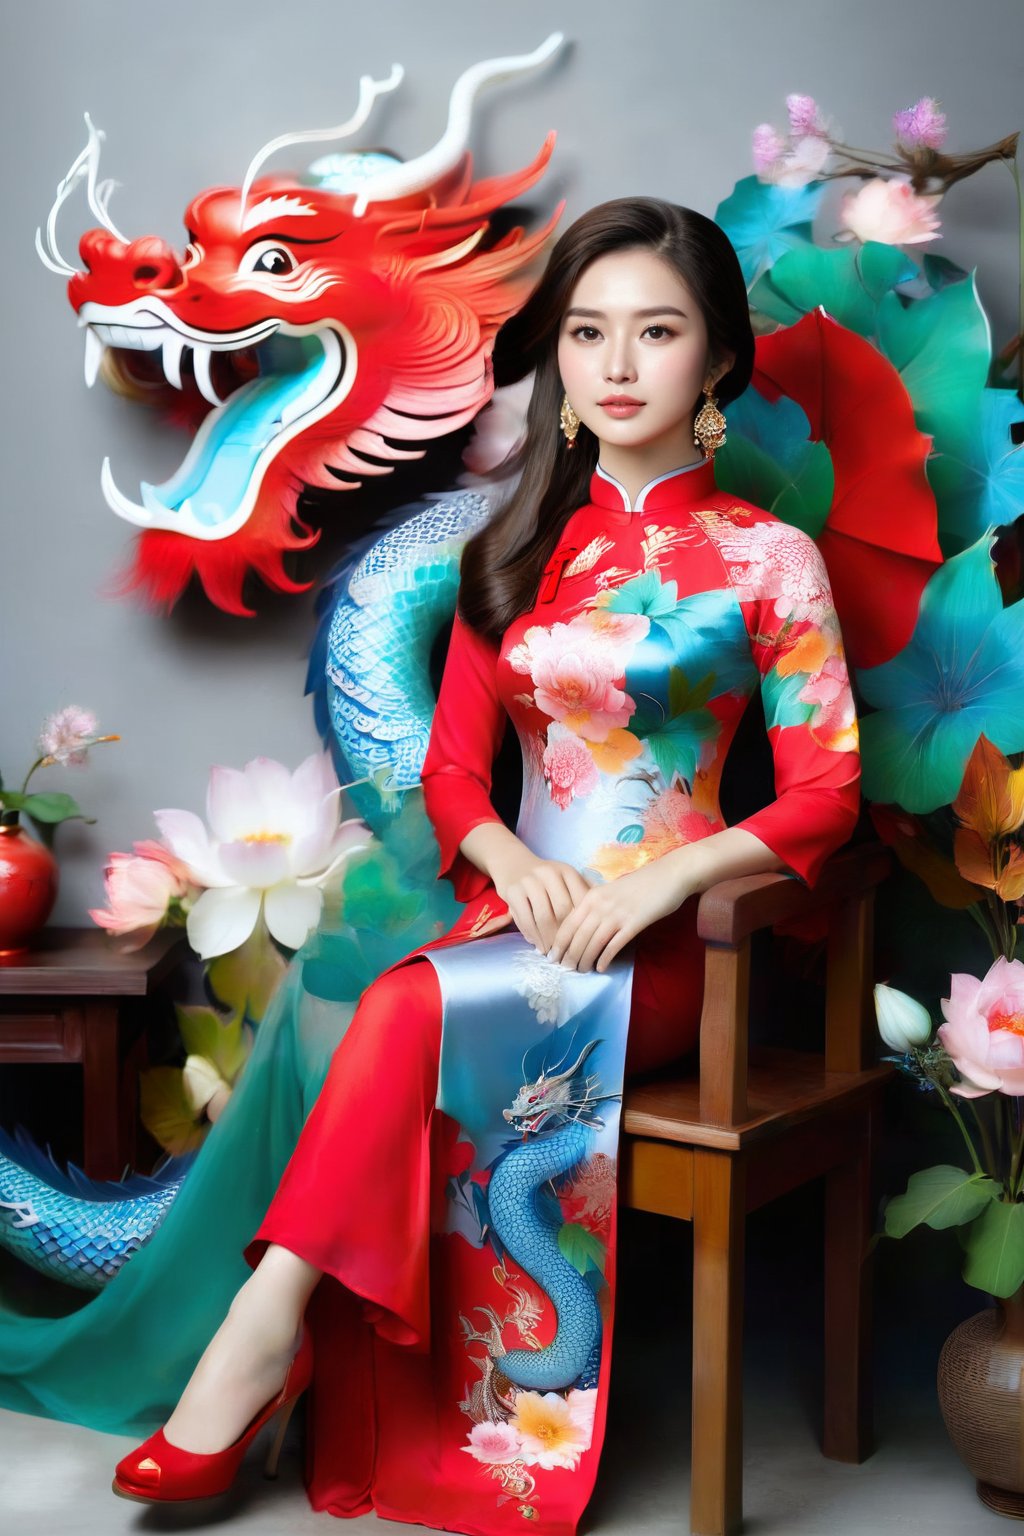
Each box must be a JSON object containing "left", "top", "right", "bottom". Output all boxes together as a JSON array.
[{"left": 263, "top": 1395, "right": 300, "bottom": 1479}]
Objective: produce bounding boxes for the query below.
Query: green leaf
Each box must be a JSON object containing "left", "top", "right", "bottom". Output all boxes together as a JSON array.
[
  {"left": 557, "top": 1221, "right": 606, "bottom": 1276},
  {"left": 18, "top": 791, "right": 92, "bottom": 825},
  {"left": 962, "top": 1199, "right": 1024, "bottom": 1298},
  {"left": 175, "top": 1004, "right": 252, "bottom": 1083},
  {"left": 884, "top": 1165, "right": 999, "bottom": 1238},
  {"left": 616, "top": 824, "right": 645, "bottom": 844},
  {"left": 206, "top": 916, "right": 287, "bottom": 1026},
  {"left": 749, "top": 242, "right": 917, "bottom": 337}
]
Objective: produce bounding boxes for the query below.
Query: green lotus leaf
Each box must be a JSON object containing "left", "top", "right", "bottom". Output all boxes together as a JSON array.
[
  {"left": 716, "top": 389, "right": 834, "bottom": 538},
  {"left": 884, "top": 1165, "right": 999, "bottom": 1238},
  {"left": 749, "top": 241, "right": 917, "bottom": 336},
  {"left": 876, "top": 272, "right": 992, "bottom": 540},
  {"left": 962, "top": 1198, "right": 1024, "bottom": 1298}
]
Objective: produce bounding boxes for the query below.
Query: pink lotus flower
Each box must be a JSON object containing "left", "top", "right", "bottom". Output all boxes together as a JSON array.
[
  {"left": 937, "top": 956, "right": 1024, "bottom": 1097},
  {"left": 542, "top": 724, "right": 600, "bottom": 809},
  {"left": 155, "top": 752, "right": 372, "bottom": 959},
  {"left": 838, "top": 176, "right": 942, "bottom": 245},
  {"left": 461, "top": 1420, "right": 523, "bottom": 1466},
  {"left": 893, "top": 97, "right": 947, "bottom": 151},
  {"left": 37, "top": 706, "right": 99, "bottom": 766},
  {"left": 89, "top": 839, "right": 200, "bottom": 949}
]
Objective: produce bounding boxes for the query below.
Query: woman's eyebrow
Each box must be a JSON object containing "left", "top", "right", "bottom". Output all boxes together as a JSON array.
[{"left": 564, "top": 306, "right": 689, "bottom": 319}]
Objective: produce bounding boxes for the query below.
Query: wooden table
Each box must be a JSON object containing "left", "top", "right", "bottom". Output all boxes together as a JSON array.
[{"left": 0, "top": 927, "right": 187, "bottom": 1179}]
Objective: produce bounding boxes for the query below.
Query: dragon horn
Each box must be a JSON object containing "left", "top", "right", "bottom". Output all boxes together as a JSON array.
[
  {"left": 238, "top": 65, "right": 405, "bottom": 222},
  {"left": 35, "top": 111, "right": 127, "bottom": 278},
  {"left": 351, "top": 33, "right": 565, "bottom": 217},
  {"left": 538, "top": 1039, "right": 600, "bottom": 1093}
]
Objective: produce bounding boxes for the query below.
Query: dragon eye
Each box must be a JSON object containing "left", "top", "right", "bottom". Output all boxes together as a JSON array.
[{"left": 240, "top": 242, "right": 298, "bottom": 277}]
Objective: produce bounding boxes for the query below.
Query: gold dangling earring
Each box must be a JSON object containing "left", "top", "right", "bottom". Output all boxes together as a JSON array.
[
  {"left": 560, "top": 394, "right": 581, "bottom": 448},
  {"left": 693, "top": 384, "right": 727, "bottom": 460}
]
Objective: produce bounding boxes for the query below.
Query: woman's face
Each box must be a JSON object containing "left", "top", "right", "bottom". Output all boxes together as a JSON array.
[{"left": 556, "top": 247, "right": 732, "bottom": 462}]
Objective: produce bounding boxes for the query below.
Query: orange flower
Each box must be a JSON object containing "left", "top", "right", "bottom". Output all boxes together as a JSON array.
[
  {"left": 586, "top": 728, "right": 643, "bottom": 774},
  {"left": 775, "top": 628, "right": 831, "bottom": 678}
]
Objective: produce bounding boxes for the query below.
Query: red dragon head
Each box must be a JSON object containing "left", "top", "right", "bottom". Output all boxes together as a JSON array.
[{"left": 37, "top": 38, "right": 563, "bottom": 615}]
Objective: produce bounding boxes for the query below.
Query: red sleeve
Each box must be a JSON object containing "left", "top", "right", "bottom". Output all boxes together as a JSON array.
[
  {"left": 731, "top": 527, "right": 862, "bottom": 889},
  {"left": 420, "top": 605, "right": 508, "bottom": 902}
]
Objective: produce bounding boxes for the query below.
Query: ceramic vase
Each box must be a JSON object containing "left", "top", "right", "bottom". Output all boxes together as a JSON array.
[
  {"left": 938, "top": 1284, "right": 1024, "bottom": 1518},
  {"left": 0, "top": 822, "right": 58, "bottom": 961}
]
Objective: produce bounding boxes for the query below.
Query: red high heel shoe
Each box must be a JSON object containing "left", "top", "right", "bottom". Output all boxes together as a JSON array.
[{"left": 111, "top": 1324, "right": 313, "bottom": 1504}]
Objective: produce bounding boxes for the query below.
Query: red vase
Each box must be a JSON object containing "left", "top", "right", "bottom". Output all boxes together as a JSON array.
[{"left": 0, "top": 822, "right": 59, "bottom": 962}]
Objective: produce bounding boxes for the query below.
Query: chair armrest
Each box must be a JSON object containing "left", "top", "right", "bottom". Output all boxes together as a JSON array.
[
  {"left": 696, "top": 842, "right": 892, "bottom": 947},
  {"left": 696, "top": 841, "right": 892, "bottom": 1127}
]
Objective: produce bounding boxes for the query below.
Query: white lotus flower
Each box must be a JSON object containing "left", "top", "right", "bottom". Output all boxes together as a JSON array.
[
  {"left": 155, "top": 752, "right": 372, "bottom": 959},
  {"left": 874, "top": 983, "right": 934, "bottom": 1053}
]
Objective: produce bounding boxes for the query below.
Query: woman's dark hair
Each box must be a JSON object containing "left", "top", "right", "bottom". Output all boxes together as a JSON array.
[{"left": 458, "top": 197, "right": 754, "bottom": 642}]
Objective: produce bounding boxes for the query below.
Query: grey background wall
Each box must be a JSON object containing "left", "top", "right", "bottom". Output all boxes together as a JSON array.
[{"left": 3, "top": 0, "right": 1021, "bottom": 924}]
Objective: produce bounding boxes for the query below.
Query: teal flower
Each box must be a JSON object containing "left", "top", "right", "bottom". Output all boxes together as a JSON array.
[{"left": 857, "top": 532, "right": 1024, "bottom": 812}]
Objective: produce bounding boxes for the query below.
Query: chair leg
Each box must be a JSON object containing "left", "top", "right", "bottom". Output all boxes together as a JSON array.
[
  {"left": 823, "top": 1108, "right": 875, "bottom": 1462},
  {"left": 691, "top": 1148, "right": 746, "bottom": 1536}
]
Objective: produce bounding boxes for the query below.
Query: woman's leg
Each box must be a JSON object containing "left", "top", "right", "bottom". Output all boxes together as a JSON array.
[{"left": 157, "top": 957, "right": 443, "bottom": 1453}]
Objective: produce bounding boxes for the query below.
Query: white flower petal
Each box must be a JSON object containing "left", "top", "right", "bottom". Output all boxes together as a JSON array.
[
  {"left": 288, "top": 789, "right": 341, "bottom": 874},
  {"left": 206, "top": 764, "right": 263, "bottom": 842},
  {"left": 218, "top": 839, "right": 292, "bottom": 890},
  {"left": 186, "top": 886, "right": 262, "bottom": 960},
  {"left": 245, "top": 756, "right": 294, "bottom": 826},
  {"left": 153, "top": 808, "right": 231, "bottom": 887},
  {"left": 290, "top": 752, "right": 339, "bottom": 833},
  {"left": 263, "top": 882, "right": 324, "bottom": 950}
]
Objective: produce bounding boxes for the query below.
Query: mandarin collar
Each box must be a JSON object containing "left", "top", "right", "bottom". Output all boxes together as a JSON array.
[{"left": 588, "top": 456, "right": 717, "bottom": 517}]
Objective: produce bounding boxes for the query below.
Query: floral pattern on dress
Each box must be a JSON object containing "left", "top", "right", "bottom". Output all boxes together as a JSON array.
[
  {"left": 690, "top": 507, "right": 860, "bottom": 754},
  {"left": 507, "top": 608, "right": 651, "bottom": 809}
]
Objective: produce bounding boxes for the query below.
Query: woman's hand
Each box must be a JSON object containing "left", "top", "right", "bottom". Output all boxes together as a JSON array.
[
  {"left": 547, "top": 857, "right": 696, "bottom": 974},
  {"left": 489, "top": 845, "right": 595, "bottom": 955}
]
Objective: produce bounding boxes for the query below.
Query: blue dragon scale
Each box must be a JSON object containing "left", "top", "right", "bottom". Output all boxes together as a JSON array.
[{"left": 487, "top": 1041, "right": 608, "bottom": 1393}]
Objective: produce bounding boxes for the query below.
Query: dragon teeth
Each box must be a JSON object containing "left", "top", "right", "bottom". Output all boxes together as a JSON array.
[
  {"left": 84, "top": 328, "right": 105, "bottom": 388},
  {"left": 161, "top": 333, "right": 186, "bottom": 390},
  {"left": 191, "top": 344, "right": 222, "bottom": 407}
]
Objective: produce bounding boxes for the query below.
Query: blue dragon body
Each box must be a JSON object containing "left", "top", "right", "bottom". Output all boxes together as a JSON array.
[
  {"left": 484, "top": 1039, "right": 609, "bottom": 1392},
  {"left": 0, "top": 1127, "right": 191, "bottom": 1292},
  {"left": 488, "top": 1120, "right": 602, "bottom": 1391}
]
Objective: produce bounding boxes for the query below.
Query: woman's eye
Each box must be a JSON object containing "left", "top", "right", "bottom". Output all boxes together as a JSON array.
[
  {"left": 570, "top": 324, "right": 600, "bottom": 342},
  {"left": 644, "top": 324, "right": 674, "bottom": 340}
]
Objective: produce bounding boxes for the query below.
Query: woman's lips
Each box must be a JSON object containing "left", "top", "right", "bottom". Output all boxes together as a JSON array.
[{"left": 599, "top": 397, "right": 644, "bottom": 418}]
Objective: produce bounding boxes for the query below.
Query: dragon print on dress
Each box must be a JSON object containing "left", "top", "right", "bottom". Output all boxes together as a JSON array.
[{"left": 35, "top": 37, "right": 563, "bottom": 614}]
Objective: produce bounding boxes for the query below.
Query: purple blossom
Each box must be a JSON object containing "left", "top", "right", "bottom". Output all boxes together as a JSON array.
[{"left": 893, "top": 96, "right": 947, "bottom": 150}]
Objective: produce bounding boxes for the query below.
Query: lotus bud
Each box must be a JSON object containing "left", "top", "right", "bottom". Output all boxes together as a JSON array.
[{"left": 874, "top": 983, "right": 933, "bottom": 1052}]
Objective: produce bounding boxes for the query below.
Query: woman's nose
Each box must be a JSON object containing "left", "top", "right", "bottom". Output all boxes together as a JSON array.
[{"left": 604, "top": 347, "right": 637, "bottom": 383}]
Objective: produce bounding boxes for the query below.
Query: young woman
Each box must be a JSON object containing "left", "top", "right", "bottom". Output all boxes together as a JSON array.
[{"left": 112, "top": 198, "right": 861, "bottom": 1532}]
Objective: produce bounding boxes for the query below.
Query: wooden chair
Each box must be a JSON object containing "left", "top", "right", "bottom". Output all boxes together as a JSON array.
[{"left": 619, "top": 841, "right": 892, "bottom": 1536}]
